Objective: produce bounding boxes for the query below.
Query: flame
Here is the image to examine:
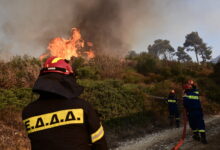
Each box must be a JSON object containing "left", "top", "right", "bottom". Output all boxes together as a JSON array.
[
  {"left": 85, "top": 50, "right": 95, "bottom": 58},
  {"left": 40, "top": 28, "right": 95, "bottom": 60}
]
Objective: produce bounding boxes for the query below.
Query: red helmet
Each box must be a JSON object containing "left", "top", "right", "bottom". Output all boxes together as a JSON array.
[
  {"left": 40, "top": 56, "right": 73, "bottom": 75},
  {"left": 183, "top": 83, "right": 192, "bottom": 90},
  {"left": 188, "top": 80, "right": 194, "bottom": 85}
]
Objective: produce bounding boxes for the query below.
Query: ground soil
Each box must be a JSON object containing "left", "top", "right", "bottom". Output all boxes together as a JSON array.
[
  {"left": 113, "top": 115, "right": 220, "bottom": 150},
  {"left": 1, "top": 115, "right": 220, "bottom": 150}
]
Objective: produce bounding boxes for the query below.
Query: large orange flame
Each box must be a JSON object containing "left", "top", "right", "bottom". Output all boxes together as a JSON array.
[{"left": 40, "top": 28, "right": 95, "bottom": 60}]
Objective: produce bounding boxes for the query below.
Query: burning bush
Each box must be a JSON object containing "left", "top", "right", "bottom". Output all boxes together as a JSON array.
[{"left": 40, "top": 28, "right": 95, "bottom": 61}]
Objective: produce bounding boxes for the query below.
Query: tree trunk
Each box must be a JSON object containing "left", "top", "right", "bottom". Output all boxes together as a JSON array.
[
  {"left": 200, "top": 50, "right": 206, "bottom": 62},
  {"left": 195, "top": 49, "right": 199, "bottom": 64}
]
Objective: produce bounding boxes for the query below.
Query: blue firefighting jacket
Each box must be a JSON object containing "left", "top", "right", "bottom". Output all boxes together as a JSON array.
[
  {"left": 166, "top": 94, "right": 179, "bottom": 115},
  {"left": 183, "top": 89, "right": 202, "bottom": 111},
  {"left": 167, "top": 97, "right": 177, "bottom": 109}
]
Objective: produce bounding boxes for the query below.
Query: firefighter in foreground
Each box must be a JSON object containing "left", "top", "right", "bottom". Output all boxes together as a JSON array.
[
  {"left": 183, "top": 80, "right": 207, "bottom": 144},
  {"left": 22, "top": 56, "right": 108, "bottom": 150},
  {"left": 166, "top": 90, "right": 180, "bottom": 128}
]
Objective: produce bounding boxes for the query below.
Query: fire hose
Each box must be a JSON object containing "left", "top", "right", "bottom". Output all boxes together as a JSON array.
[
  {"left": 146, "top": 94, "right": 188, "bottom": 150},
  {"left": 171, "top": 108, "right": 188, "bottom": 150},
  {"left": 146, "top": 95, "right": 166, "bottom": 100}
]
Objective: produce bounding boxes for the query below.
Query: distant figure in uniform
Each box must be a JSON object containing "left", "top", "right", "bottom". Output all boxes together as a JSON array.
[
  {"left": 166, "top": 90, "right": 180, "bottom": 128},
  {"left": 22, "top": 56, "right": 108, "bottom": 150},
  {"left": 183, "top": 80, "right": 207, "bottom": 144}
]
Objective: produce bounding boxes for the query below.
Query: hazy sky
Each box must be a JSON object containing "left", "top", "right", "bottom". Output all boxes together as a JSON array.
[
  {"left": 0, "top": 0, "right": 219, "bottom": 60},
  {"left": 129, "top": 0, "right": 220, "bottom": 60}
]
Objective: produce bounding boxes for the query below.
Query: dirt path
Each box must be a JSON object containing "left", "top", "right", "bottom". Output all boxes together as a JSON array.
[
  {"left": 113, "top": 115, "right": 220, "bottom": 150},
  {"left": 1, "top": 115, "right": 219, "bottom": 150}
]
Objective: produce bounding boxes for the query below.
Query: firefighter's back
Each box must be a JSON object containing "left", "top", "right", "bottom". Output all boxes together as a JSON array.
[
  {"left": 23, "top": 97, "right": 97, "bottom": 150},
  {"left": 183, "top": 89, "right": 202, "bottom": 111},
  {"left": 22, "top": 57, "right": 108, "bottom": 150}
]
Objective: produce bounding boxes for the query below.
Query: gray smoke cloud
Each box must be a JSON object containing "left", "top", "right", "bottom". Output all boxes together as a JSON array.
[
  {"left": 0, "top": 0, "right": 153, "bottom": 59},
  {"left": 75, "top": 0, "right": 153, "bottom": 56},
  {"left": 0, "top": 0, "right": 108, "bottom": 58},
  {"left": 76, "top": 0, "right": 124, "bottom": 55},
  {"left": 0, "top": 0, "right": 219, "bottom": 60},
  {"left": 0, "top": 0, "right": 79, "bottom": 59}
]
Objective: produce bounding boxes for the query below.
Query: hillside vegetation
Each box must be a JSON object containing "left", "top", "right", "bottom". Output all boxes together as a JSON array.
[{"left": 0, "top": 54, "right": 220, "bottom": 149}]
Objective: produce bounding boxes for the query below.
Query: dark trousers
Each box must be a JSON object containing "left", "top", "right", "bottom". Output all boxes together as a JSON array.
[
  {"left": 188, "top": 110, "right": 205, "bottom": 133},
  {"left": 168, "top": 105, "right": 180, "bottom": 127}
]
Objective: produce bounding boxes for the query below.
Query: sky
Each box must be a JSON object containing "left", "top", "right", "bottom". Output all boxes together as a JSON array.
[
  {"left": 0, "top": 0, "right": 219, "bottom": 61},
  {"left": 128, "top": 0, "right": 220, "bottom": 60}
]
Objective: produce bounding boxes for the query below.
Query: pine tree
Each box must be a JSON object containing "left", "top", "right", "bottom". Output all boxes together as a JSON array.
[{"left": 175, "top": 47, "right": 192, "bottom": 62}]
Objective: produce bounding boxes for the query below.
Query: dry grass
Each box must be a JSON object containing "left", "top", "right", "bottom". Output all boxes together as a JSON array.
[
  {"left": 91, "top": 55, "right": 126, "bottom": 79},
  {"left": 0, "top": 107, "right": 30, "bottom": 150},
  {"left": 0, "top": 56, "right": 40, "bottom": 88},
  {"left": 0, "top": 121, "right": 30, "bottom": 150}
]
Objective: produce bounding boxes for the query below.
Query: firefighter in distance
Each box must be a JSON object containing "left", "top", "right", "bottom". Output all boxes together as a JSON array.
[{"left": 166, "top": 89, "right": 180, "bottom": 128}]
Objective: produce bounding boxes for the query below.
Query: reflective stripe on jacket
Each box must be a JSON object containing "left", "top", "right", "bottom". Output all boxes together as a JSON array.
[
  {"left": 183, "top": 89, "right": 202, "bottom": 111},
  {"left": 22, "top": 97, "right": 108, "bottom": 150}
]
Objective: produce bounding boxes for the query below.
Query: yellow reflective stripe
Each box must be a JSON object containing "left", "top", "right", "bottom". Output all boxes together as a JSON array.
[
  {"left": 187, "top": 95, "right": 199, "bottom": 100},
  {"left": 168, "top": 100, "right": 176, "bottom": 103},
  {"left": 198, "top": 130, "right": 205, "bottom": 133},
  {"left": 194, "top": 91, "right": 199, "bottom": 94},
  {"left": 51, "top": 57, "right": 63, "bottom": 63},
  {"left": 91, "top": 125, "right": 104, "bottom": 143},
  {"left": 193, "top": 130, "right": 205, "bottom": 133},
  {"left": 23, "top": 109, "right": 84, "bottom": 134}
]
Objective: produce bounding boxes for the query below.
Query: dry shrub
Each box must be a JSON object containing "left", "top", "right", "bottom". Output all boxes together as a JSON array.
[
  {"left": 145, "top": 73, "right": 164, "bottom": 83},
  {"left": 201, "top": 96, "right": 220, "bottom": 114},
  {"left": 0, "top": 106, "right": 23, "bottom": 130},
  {"left": 0, "top": 106, "right": 31, "bottom": 150},
  {"left": 0, "top": 122, "right": 31, "bottom": 150},
  {"left": 0, "top": 56, "right": 41, "bottom": 88},
  {"left": 122, "top": 70, "right": 146, "bottom": 84},
  {"left": 197, "top": 67, "right": 213, "bottom": 76},
  {"left": 143, "top": 96, "right": 169, "bottom": 126},
  {"left": 91, "top": 55, "right": 126, "bottom": 79}
]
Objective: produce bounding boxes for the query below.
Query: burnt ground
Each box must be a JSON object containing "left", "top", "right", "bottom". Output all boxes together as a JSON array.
[{"left": 113, "top": 115, "right": 220, "bottom": 150}]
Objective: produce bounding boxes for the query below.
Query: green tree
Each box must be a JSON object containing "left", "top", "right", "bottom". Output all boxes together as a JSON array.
[
  {"left": 175, "top": 46, "right": 192, "bottom": 62},
  {"left": 148, "top": 39, "right": 175, "bottom": 60},
  {"left": 184, "top": 32, "right": 212, "bottom": 63},
  {"left": 126, "top": 50, "right": 138, "bottom": 60},
  {"left": 184, "top": 32, "right": 202, "bottom": 63},
  {"left": 135, "top": 52, "right": 157, "bottom": 75},
  {"left": 199, "top": 43, "right": 212, "bottom": 62}
]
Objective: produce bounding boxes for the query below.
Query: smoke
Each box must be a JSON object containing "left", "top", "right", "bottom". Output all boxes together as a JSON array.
[
  {"left": 0, "top": 0, "right": 154, "bottom": 58},
  {"left": 0, "top": 0, "right": 79, "bottom": 58},
  {"left": 75, "top": 0, "right": 124, "bottom": 55},
  {"left": 0, "top": 0, "right": 219, "bottom": 59},
  {"left": 74, "top": 0, "right": 153, "bottom": 56}
]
